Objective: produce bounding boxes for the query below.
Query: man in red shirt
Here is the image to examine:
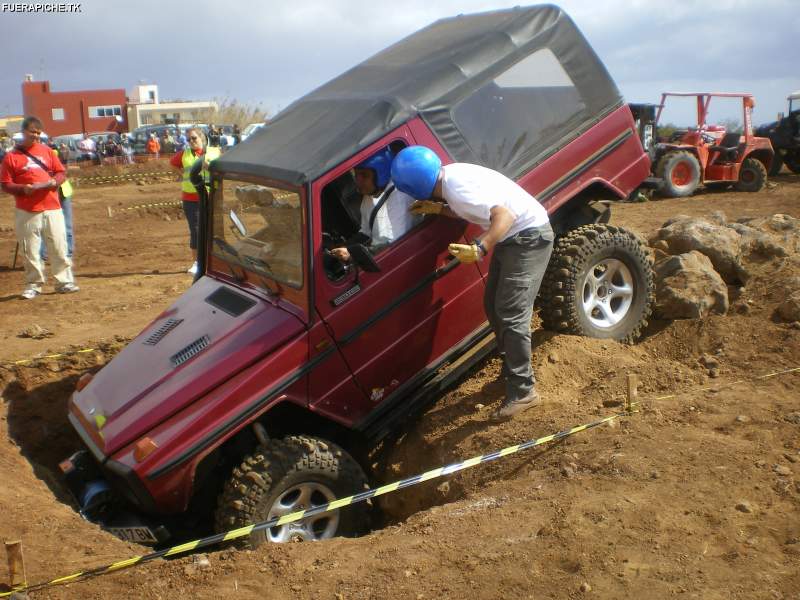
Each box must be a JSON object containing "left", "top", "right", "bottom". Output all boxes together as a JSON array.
[{"left": 0, "top": 116, "right": 79, "bottom": 299}]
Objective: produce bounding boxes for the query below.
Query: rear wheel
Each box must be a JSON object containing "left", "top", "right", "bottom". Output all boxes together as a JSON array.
[
  {"left": 784, "top": 150, "right": 800, "bottom": 174},
  {"left": 735, "top": 157, "right": 767, "bottom": 192},
  {"left": 539, "top": 224, "right": 654, "bottom": 344},
  {"left": 215, "top": 435, "right": 369, "bottom": 547},
  {"left": 656, "top": 151, "right": 701, "bottom": 197}
]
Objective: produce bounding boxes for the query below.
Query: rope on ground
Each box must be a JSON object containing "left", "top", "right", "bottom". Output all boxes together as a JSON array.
[
  {"left": 0, "top": 409, "right": 634, "bottom": 597},
  {"left": 0, "top": 365, "right": 797, "bottom": 596},
  {"left": 72, "top": 171, "right": 176, "bottom": 186}
]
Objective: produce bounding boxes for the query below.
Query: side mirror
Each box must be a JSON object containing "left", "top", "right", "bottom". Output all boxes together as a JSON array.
[{"left": 347, "top": 243, "right": 381, "bottom": 272}]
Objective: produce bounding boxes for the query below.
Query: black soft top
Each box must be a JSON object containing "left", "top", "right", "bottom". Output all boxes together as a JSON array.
[{"left": 217, "top": 4, "right": 622, "bottom": 186}]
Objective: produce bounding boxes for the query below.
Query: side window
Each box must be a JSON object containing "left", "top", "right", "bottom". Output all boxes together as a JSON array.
[
  {"left": 320, "top": 140, "right": 423, "bottom": 281},
  {"left": 453, "top": 48, "right": 586, "bottom": 172}
]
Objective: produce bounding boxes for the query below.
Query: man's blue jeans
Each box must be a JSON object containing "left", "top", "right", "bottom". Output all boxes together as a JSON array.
[{"left": 41, "top": 197, "right": 73, "bottom": 259}]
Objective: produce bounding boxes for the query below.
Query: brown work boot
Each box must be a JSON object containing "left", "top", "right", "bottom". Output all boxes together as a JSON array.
[{"left": 492, "top": 388, "right": 541, "bottom": 421}]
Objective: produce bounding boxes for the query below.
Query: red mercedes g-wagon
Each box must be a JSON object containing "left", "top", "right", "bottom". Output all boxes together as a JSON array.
[{"left": 63, "top": 4, "right": 654, "bottom": 546}]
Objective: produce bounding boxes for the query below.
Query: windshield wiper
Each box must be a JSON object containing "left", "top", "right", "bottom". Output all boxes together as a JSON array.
[{"left": 212, "top": 238, "right": 247, "bottom": 282}]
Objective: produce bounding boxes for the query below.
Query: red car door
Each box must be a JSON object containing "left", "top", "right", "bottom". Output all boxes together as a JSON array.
[{"left": 310, "top": 128, "right": 488, "bottom": 426}]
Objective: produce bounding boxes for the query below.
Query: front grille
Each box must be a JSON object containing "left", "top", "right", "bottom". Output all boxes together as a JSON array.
[
  {"left": 143, "top": 318, "right": 183, "bottom": 346},
  {"left": 170, "top": 335, "right": 210, "bottom": 367}
]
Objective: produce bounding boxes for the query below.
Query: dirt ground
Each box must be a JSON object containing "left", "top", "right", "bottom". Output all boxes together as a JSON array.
[{"left": 0, "top": 167, "right": 798, "bottom": 599}]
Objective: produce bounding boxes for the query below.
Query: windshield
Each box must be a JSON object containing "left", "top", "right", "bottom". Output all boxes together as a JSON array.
[{"left": 212, "top": 177, "right": 303, "bottom": 288}]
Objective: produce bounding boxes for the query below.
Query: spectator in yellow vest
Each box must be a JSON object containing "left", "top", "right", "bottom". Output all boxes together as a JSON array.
[{"left": 170, "top": 128, "right": 220, "bottom": 275}]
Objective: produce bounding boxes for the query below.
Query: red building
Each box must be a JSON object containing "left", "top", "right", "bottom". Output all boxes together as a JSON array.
[{"left": 21, "top": 77, "right": 128, "bottom": 137}]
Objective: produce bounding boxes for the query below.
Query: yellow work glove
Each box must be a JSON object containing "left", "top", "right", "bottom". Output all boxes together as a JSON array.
[
  {"left": 409, "top": 200, "right": 443, "bottom": 215},
  {"left": 448, "top": 243, "right": 481, "bottom": 263}
]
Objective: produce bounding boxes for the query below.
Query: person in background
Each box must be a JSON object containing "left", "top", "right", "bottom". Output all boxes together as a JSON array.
[
  {"left": 58, "top": 142, "right": 70, "bottom": 163},
  {"left": 207, "top": 124, "right": 221, "bottom": 147},
  {"left": 95, "top": 136, "right": 106, "bottom": 165},
  {"left": 391, "top": 145, "right": 553, "bottom": 420},
  {"left": 232, "top": 124, "right": 241, "bottom": 145},
  {"left": 146, "top": 133, "right": 160, "bottom": 159},
  {"left": 0, "top": 116, "right": 79, "bottom": 298},
  {"left": 164, "top": 130, "right": 175, "bottom": 154},
  {"left": 77, "top": 133, "right": 96, "bottom": 163},
  {"left": 175, "top": 129, "right": 187, "bottom": 152},
  {"left": 170, "top": 127, "right": 221, "bottom": 275}
]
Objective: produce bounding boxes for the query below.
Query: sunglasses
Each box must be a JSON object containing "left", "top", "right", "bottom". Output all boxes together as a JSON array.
[{"left": 189, "top": 136, "right": 200, "bottom": 141}]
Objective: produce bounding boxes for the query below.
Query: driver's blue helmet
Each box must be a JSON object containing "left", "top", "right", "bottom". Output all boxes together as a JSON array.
[
  {"left": 390, "top": 146, "right": 442, "bottom": 200},
  {"left": 356, "top": 148, "right": 393, "bottom": 190}
]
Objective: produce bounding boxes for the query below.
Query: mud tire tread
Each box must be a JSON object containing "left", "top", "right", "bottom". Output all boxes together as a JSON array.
[
  {"left": 735, "top": 157, "right": 767, "bottom": 192},
  {"left": 539, "top": 224, "right": 654, "bottom": 344},
  {"left": 214, "top": 435, "right": 369, "bottom": 548}
]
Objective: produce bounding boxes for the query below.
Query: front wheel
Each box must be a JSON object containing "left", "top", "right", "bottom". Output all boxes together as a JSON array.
[
  {"left": 735, "top": 157, "right": 767, "bottom": 192},
  {"left": 214, "top": 435, "right": 369, "bottom": 547},
  {"left": 656, "top": 150, "right": 701, "bottom": 197},
  {"left": 539, "top": 224, "right": 654, "bottom": 343}
]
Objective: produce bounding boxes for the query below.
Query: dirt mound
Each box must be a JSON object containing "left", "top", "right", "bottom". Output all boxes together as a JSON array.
[{"left": 0, "top": 179, "right": 798, "bottom": 598}]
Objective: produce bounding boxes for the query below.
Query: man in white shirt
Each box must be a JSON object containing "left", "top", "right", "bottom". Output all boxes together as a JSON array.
[
  {"left": 77, "top": 134, "right": 96, "bottom": 162},
  {"left": 392, "top": 145, "right": 554, "bottom": 420},
  {"left": 330, "top": 148, "right": 418, "bottom": 262}
]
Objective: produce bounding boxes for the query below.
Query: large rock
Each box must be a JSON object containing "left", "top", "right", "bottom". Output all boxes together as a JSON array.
[
  {"left": 650, "top": 217, "right": 747, "bottom": 284},
  {"left": 777, "top": 291, "right": 800, "bottom": 323},
  {"left": 654, "top": 251, "right": 729, "bottom": 319}
]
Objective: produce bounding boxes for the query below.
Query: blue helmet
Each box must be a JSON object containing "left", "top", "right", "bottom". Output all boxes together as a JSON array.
[
  {"left": 390, "top": 146, "right": 442, "bottom": 199},
  {"left": 356, "top": 148, "right": 393, "bottom": 190}
]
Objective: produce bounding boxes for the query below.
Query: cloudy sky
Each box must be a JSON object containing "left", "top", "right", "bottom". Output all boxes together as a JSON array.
[{"left": 1, "top": 0, "right": 798, "bottom": 127}]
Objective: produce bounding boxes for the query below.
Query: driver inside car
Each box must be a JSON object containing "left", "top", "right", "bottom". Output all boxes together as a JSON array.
[{"left": 329, "top": 148, "right": 418, "bottom": 263}]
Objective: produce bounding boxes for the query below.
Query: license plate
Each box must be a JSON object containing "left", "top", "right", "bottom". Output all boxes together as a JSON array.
[{"left": 108, "top": 526, "right": 158, "bottom": 543}]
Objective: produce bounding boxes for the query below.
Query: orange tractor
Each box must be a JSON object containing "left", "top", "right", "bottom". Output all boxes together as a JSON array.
[{"left": 653, "top": 92, "right": 774, "bottom": 197}]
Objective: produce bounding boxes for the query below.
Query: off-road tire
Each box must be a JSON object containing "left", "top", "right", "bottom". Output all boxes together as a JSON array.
[
  {"left": 784, "top": 150, "right": 800, "bottom": 174},
  {"left": 656, "top": 150, "right": 701, "bottom": 197},
  {"left": 214, "top": 435, "right": 369, "bottom": 547},
  {"left": 735, "top": 157, "right": 767, "bottom": 192},
  {"left": 539, "top": 224, "right": 654, "bottom": 343},
  {"left": 768, "top": 152, "right": 783, "bottom": 176}
]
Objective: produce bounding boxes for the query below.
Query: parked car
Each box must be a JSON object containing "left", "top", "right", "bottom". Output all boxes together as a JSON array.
[
  {"left": 63, "top": 5, "right": 655, "bottom": 547},
  {"left": 240, "top": 122, "right": 265, "bottom": 142}
]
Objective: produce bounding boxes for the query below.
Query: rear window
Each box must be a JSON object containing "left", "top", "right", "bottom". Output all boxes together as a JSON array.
[{"left": 453, "top": 48, "right": 586, "bottom": 172}]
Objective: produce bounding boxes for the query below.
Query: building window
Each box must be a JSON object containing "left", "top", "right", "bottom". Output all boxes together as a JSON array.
[
  {"left": 88, "top": 105, "right": 123, "bottom": 118},
  {"left": 148, "top": 91, "right": 156, "bottom": 102},
  {"left": 52, "top": 108, "right": 65, "bottom": 121}
]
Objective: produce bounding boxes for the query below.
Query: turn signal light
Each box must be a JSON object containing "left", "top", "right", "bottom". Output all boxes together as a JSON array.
[
  {"left": 133, "top": 437, "right": 159, "bottom": 463},
  {"left": 75, "top": 372, "right": 94, "bottom": 392}
]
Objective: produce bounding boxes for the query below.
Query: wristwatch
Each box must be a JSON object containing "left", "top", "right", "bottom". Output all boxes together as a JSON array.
[{"left": 474, "top": 239, "right": 488, "bottom": 257}]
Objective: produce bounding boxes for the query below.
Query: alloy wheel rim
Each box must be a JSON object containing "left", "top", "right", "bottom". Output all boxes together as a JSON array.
[
  {"left": 581, "top": 258, "right": 634, "bottom": 329},
  {"left": 266, "top": 481, "right": 340, "bottom": 542}
]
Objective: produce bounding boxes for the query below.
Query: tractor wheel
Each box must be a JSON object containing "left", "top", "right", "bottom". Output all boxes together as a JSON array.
[
  {"left": 784, "top": 150, "right": 800, "bottom": 174},
  {"left": 768, "top": 152, "right": 783, "bottom": 176},
  {"left": 735, "top": 157, "right": 767, "bottom": 192},
  {"left": 215, "top": 435, "right": 369, "bottom": 547},
  {"left": 539, "top": 224, "right": 654, "bottom": 344},
  {"left": 656, "top": 151, "right": 701, "bottom": 197}
]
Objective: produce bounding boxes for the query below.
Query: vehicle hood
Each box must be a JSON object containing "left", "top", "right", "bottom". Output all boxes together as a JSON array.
[{"left": 70, "top": 277, "right": 305, "bottom": 456}]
